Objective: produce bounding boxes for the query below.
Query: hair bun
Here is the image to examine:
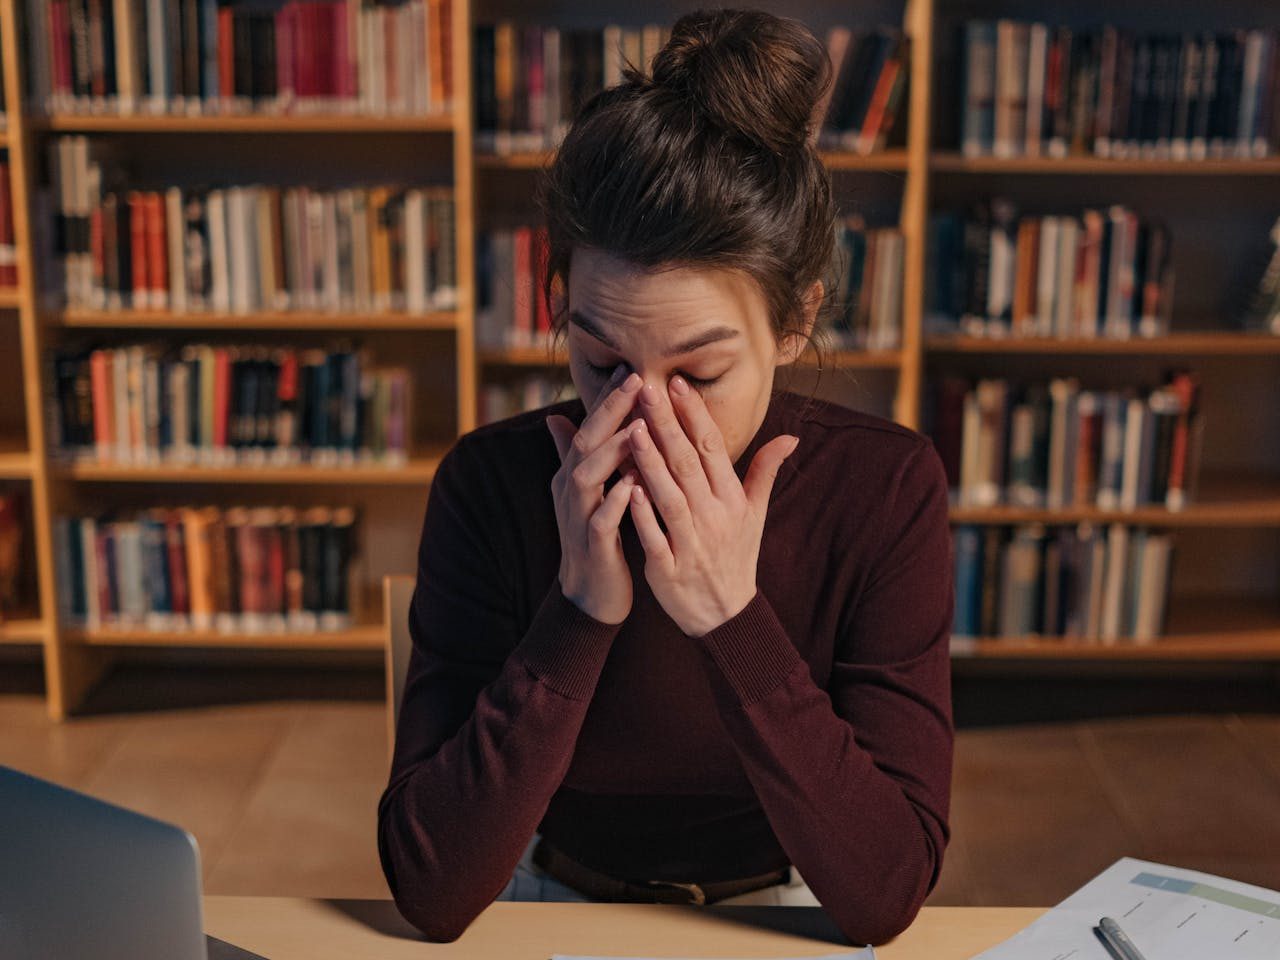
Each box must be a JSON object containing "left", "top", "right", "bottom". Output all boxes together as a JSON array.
[{"left": 649, "top": 9, "right": 831, "bottom": 154}]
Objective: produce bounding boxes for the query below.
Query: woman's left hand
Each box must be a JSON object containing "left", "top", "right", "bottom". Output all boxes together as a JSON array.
[{"left": 625, "top": 377, "right": 799, "bottom": 638}]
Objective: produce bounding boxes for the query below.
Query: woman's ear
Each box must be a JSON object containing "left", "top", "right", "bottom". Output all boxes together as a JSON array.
[{"left": 776, "top": 280, "right": 823, "bottom": 366}]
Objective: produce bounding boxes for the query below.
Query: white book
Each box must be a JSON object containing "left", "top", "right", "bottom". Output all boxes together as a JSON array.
[
  {"left": 306, "top": 191, "right": 326, "bottom": 310},
  {"left": 544, "top": 28, "right": 562, "bottom": 148},
  {"left": 1049, "top": 220, "right": 1080, "bottom": 340},
  {"left": 411, "top": 1, "right": 428, "bottom": 114},
  {"left": 1099, "top": 523, "right": 1130, "bottom": 644},
  {"left": 871, "top": 232, "right": 904, "bottom": 350},
  {"left": 1035, "top": 216, "right": 1059, "bottom": 336},
  {"left": 405, "top": 190, "right": 427, "bottom": 313},
  {"left": 974, "top": 378, "right": 1007, "bottom": 507},
  {"left": 166, "top": 187, "right": 188, "bottom": 313},
  {"left": 1119, "top": 395, "right": 1148, "bottom": 511},
  {"left": 323, "top": 192, "right": 341, "bottom": 310},
  {"left": 112, "top": 347, "right": 131, "bottom": 462},
  {"left": 987, "top": 220, "right": 1016, "bottom": 325},
  {"left": 207, "top": 189, "right": 230, "bottom": 312},
  {"left": 396, "top": 3, "right": 414, "bottom": 114},
  {"left": 1133, "top": 534, "right": 1172, "bottom": 643},
  {"left": 371, "top": 8, "right": 387, "bottom": 114},
  {"left": 227, "top": 188, "right": 251, "bottom": 314},
  {"left": 1024, "top": 24, "right": 1048, "bottom": 156},
  {"left": 959, "top": 389, "right": 982, "bottom": 506},
  {"left": 147, "top": 0, "right": 168, "bottom": 113}
]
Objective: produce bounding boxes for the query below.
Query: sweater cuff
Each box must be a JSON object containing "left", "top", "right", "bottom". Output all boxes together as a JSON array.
[
  {"left": 517, "top": 583, "right": 622, "bottom": 701},
  {"left": 697, "top": 590, "right": 804, "bottom": 707}
]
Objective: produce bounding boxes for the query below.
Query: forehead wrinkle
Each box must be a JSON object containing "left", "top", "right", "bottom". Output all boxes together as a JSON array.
[{"left": 569, "top": 309, "right": 739, "bottom": 357}]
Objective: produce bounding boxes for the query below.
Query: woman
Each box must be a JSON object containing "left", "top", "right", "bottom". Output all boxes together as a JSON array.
[{"left": 378, "top": 8, "right": 954, "bottom": 947}]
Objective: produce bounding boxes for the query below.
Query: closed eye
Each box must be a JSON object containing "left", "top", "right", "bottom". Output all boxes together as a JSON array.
[{"left": 584, "top": 361, "right": 720, "bottom": 388}]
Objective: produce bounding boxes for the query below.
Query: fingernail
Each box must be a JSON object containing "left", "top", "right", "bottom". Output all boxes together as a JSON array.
[
  {"left": 669, "top": 376, "right": 689, "bottom": 397},
  {"left": 623, "top": 470, "right": 637, "bottom": 484},
  {"left": 785, "top": 435, "right": 800, "bottom": 455},
  {"left": 630, "top": 421, "right": 650, "bottom": 450},
  {"left": 621, "top": 372, "right": 641, "bottom": 393},
  {"left": 609, "top": 365, "right": 627, "bottom": 384},
  {"left": 641, "top": 383, "right": 661, "bottom": 405}
]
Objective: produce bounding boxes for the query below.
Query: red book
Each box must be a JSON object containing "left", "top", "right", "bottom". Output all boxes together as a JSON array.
[
  {"left": 144, "top": 192, "right": 168, "bottom": 308},
  {"left": 165, "top": 511, "right": 190, "bottom": 616},
  {"left": 128, "top": 192, "right": 148, "bottom": 308},
  {"left": 1073, "top": 398, "right": 1102, "bottom": 506},
  {"left": 89, "top": 349, "right": 114, "bottom": 457},
  {"left": 513, "top": 226, "right": 533, "bottom": 342},
  {"left": 51, "top": 1, "right": 73, "bottom": 98},
  {"left": 94, "top": 526, "right": 114, "bottom": 621},
  {"left": 218, "top": 6, "right": 236, "bottom": 102},
  {"left": 213, "top": 347, "right": 230, "bottom": 451},
  {"left": 856, "top": 55, "right": 901, "bottom": 154},
  {"left": 533, "top": 227, "right": 551, "bottom": 336},
  {"left": 297, "top": 3, "right": 314, "bottom": 101},
  {"left": 332, "top": 2, "right": 350, "bottom": 101},
  {"left": 0, "top": 165, "right": 17, "bottom": 286},
  {"left": 266, "top": 522, "right": 285, "bottom": 615},
  {"left": 236, "top": 521, "right": 262, "bottom": 617}
]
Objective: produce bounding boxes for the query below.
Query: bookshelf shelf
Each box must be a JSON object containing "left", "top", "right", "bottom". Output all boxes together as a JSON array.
[
  {"left": 930, "top": 154, "right": 1280, "bottom": 176},
  {"left": 926, "top": 333, "right": 1280, "bottom": 355},
  {"left": 50, "top": 308, "right": 461, "bottom": 331},
  {"left": 31, "top": 113, "right": 457, "bottom": 134},
  {"left": 477, "top": 347, "right": 904, "bottom": 369},
  {"left": 56, "top": 455, "right": 445, "bottom": 485},
  {"left": 0, "top": 616, "right": 47, "bottom": 644},
  {"left": 951, "top": 598, "right": 1280, "bottom": 660},
  {"left": 476, "top": 148, "right": 913, "bottom": 172},
  {"left": 66, "top": 622, "right": 384, "bottom": 650},
  {"left": 0, "top": 445, "right": 33, "bottom": 478},
  {"left": 949, "top": 474, "right": 1280, "bottom": 528}
]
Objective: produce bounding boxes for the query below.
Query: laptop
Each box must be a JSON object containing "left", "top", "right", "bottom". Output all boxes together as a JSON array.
[{"left": 0, "top": 765, "right": 264, "bottom": 960}]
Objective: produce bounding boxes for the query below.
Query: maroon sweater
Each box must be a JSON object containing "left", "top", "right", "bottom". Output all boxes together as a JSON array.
[{"left": 377, "top": 388, "right": 955, "bottom": 945}]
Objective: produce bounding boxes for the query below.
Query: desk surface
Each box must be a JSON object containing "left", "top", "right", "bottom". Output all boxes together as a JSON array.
[{"left": 204, "top": 897, "right": 1045, "bottom": 959}]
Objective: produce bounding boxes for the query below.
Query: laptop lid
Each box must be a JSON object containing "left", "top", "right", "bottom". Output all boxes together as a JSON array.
[{"left": 0, "top": 765, "right": 208, "bottom": 960}]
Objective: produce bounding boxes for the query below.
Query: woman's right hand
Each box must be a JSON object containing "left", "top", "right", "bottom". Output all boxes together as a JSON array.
[{"left": 546, "top": 365, "right": 644, "bottom": 625}]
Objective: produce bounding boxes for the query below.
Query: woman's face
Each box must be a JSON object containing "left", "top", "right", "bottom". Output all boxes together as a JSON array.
[{"left": 565, "top": 247, "right": 815, "bottom": 464}]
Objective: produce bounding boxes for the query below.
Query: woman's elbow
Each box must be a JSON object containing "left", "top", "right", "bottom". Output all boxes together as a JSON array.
[{"left": 391, "top": 892, "right": 478, "bottom": 944}]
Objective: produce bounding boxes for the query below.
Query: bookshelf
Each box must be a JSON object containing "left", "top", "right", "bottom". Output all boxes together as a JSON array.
[{"left": 2, "top": 0, "right": 1279, "bottom": 719}]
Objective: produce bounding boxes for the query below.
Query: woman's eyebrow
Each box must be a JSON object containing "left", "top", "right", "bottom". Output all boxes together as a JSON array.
[{"left": 569, "top": 309, "right": 741, "bottom": 356}]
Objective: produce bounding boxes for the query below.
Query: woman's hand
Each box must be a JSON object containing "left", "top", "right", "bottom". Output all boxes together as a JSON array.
[
  {"left": 546, "top": 366, "right": 645, "bottom": 625},
  {"left": 626, "top": 377, "right": 799, "bottom": 638}
]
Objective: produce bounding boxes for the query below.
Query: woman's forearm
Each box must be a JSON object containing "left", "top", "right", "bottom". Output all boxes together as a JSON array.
[{"left": 377, "top": 583, "right": 620, "bottom": 942}]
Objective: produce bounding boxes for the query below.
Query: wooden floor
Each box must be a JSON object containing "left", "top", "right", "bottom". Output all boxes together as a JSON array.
[{"left": 2, "top": 661, "right": 1280, "bottom": 907}]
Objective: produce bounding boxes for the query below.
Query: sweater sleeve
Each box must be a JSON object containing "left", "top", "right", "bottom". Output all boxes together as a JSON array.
[
  {"left": 377, "top": 439, "right": 622, "bottom": 942},
  {"left": 695, "top": 441, "right": 955, "bottom": 946}
]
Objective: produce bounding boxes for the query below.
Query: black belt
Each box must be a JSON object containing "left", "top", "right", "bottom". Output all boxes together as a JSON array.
[{"left": 531, "top": 837, "right": 791, "bottom": 906}]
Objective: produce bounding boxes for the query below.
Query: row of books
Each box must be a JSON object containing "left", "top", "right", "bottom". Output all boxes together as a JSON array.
[
  {"left": 954, "top": 523, "right": 1173, "bottom": 644},
  {"left": 475, "top": 225, "right": 551, "bottom": 350},
  {"left": 46, "top": 136, "right": 458, "bottom": 313},
  {"left": 0, "top": 156, "right": 16, "bottom": 287},
  {"left": 961, "top": 22, "right": 1280, "bottom": 160},
  {"left": 473, "top": 22, "right": 908, "bottom": 157},
  {"left": 829, "top": 217, "right": 904, "bottom": 351},
  {"left": 479, "top": 376, "right": 576, "bottom": 427},
  {"left": 930, "top": 371, "right": 1204, "bottom": 512},
  {"left": 926, "top": 201, "right": 1174, "bottom": 340},
  {"left": 813, "top": 27, "right": 908, "bottom": 154},
  {"left": 48, "top": 343, "right": 412, "bottom": 466},
  {"left": 473, "top": 23, "right": 669, "bottom": 155},
  {"left": 26, "top": 0, "right": 453, "bottom": 116},
  {"left": 54, "top": 505, "right": 361, "bottom": 632}
]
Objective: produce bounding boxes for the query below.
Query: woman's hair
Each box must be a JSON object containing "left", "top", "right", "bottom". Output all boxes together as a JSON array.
[{"left": 535, "top": 8, "right": 839, "bottom": 374}]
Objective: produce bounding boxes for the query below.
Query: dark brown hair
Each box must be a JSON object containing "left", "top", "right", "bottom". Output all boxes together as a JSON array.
[{"left": 535, "top": 8, "right": 838, "bottom": 374}]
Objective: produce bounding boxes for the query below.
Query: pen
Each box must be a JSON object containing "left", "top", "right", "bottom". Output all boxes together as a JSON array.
[{"left": 1096, "top": 916, "right": 1149, "bottom": 960}]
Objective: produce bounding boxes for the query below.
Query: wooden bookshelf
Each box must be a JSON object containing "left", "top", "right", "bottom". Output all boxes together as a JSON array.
[
  {"left": 3, "top": 0, "right": 1280, "bottom": 718},
  {"left": 57, "top": 455, "right": 445, "bottom": 485},
  {"left": 932, "top": 153, "right": 1280, "bottom": 176},
  {"left": 30, "top": 113, "right": 456, "bottom": 134},
  {"left": 50, "top": 307, "right": 461, "bottom": 331},
  {"left": 0, "top": 616, "right": 47, "bottom": 644},
  {"left": 927, "top": 333, "right": 1280, "bottom": 355}
]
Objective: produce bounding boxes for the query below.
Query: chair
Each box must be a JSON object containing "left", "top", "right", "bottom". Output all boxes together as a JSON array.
[{"left": 383, "top": 574, "right": 416, "bottom": 765}]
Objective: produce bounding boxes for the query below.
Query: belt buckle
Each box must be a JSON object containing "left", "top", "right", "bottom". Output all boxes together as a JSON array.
[{"left": 643, "top": 879, "right": 707, "bottom": 906}]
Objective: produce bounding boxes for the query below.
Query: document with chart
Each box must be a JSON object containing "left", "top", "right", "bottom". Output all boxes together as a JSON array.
[{"left": 971, "top": 857, "right": 1280, "bottom": 960}]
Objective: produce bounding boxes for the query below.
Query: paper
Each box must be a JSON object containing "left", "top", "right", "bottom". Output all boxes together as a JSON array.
[
  {"left": 970, "top": 857, "right": 1280, "bottom": 960},
  {"left": 552, "top": 953, "right": 872, "bottom": 960}
]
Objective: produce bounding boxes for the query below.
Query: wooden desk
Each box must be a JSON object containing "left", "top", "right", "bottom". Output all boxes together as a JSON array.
[{"left": 204, "top": 898, "right": 1045, "bottom": 959}]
